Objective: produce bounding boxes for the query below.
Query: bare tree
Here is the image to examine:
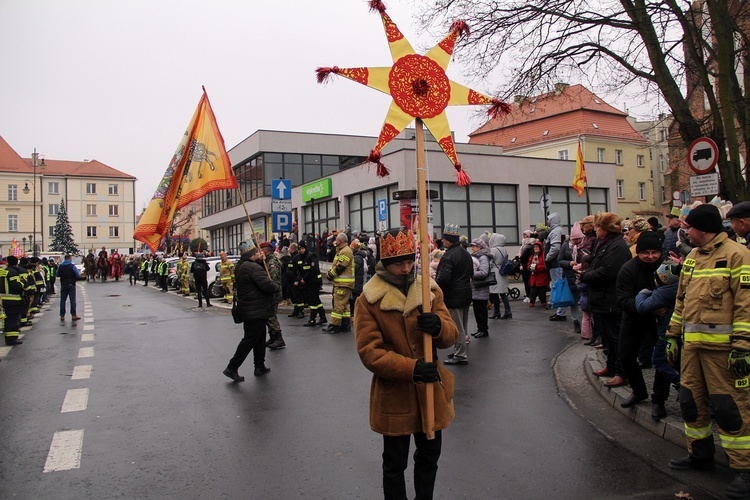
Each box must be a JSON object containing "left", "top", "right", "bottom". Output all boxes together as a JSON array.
[{"left": 418, "top": 0, "right": 749, "bottom": 200}]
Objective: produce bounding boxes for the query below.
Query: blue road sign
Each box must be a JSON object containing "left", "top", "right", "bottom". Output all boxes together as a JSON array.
[
  {"left": 271, "top": 179, "right": 291, "bottom": 200},
  {"left": 273, "top": 212, "right": 293, "bottom": 233},
  {"left": 377, "top": 198, "right": 388, "bottom": 221}
]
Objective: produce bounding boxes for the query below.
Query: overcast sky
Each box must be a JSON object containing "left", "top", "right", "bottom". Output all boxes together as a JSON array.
[{"left": 0, "top": 0, "right": 642, "bottom": 211}]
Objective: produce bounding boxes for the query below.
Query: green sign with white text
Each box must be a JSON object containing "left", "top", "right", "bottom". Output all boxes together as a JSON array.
[{"left": 301, "top": 178, "right": 332, "bottom": 202}]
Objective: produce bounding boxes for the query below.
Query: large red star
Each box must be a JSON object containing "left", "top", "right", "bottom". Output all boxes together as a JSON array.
[{"left": 317, "top": 0, "right": 510, "bottom": 185}]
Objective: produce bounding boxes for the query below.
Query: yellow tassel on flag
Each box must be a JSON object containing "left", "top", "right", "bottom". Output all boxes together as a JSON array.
[{"left": 572, "top": 140, "right": 587, "bottom": 198}]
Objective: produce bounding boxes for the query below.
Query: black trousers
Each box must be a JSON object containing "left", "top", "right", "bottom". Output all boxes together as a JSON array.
[
  {"left": 383, "top": 431, "right": 441, "bottom": 500},
  {"left": 619, "top": 326, "right": 654, "bottom": 396},
  {"left": 228, "top": 319, "right": 267, "bottom": 371},
  {"left": 595, "top": 312, "right": 624, "bottom": 376},
  {"left": 142, "top": 269, "right": 149, "bottom": 285},
  {"left": 195, "top": 277, "right": 210, "bottom": 307},
  {"left": 472, "top": 299, "right": 488, "bottom": 333}
]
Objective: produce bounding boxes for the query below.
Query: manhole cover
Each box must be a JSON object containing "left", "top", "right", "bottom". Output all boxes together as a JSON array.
[{"left": 107, "top": 294, "right": 121, "bottom": 297}]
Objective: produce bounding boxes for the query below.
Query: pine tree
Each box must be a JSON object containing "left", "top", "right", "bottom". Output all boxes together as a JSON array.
[{"left": 50, "top": 199, "right": 79, "bottom": 255}]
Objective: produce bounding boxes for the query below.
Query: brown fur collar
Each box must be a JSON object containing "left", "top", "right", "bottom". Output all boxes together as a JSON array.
[{"left": 362, "top": 274, "right": 437, "bottom": 316}]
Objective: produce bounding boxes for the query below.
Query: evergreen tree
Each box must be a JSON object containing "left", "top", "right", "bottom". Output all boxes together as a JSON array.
[{"left": 50, "top": 199, "right": 79, "bottom": 255}]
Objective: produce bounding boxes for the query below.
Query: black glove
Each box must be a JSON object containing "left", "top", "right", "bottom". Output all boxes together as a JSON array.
[
  {"left": 729, "top": 349, "right": 750, "bottom": 378},
  {"left": 417, "top": 313, "right": 441, "bottom": 337},
  {"left": 413, "top": 359, "right": 440, "bottom": 383}
]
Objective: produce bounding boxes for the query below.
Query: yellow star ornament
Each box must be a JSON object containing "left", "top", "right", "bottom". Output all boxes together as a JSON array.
[{"left": 317, "top": 0, "right": 510, "bottom": 186}]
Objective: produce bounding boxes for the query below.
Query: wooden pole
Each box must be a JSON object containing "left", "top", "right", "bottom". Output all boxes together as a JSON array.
[
  {"left": 415, "top": 118, "right": 435, "bottom": 440},
  {"left": 236, "top": 184, "right": 271, "bottom": 276}
]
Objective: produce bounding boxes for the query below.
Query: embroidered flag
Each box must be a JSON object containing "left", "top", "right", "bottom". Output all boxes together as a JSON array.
[
  {"left": 573, "top": 139, "right": 587, "bottom": 197},
  {"left": 10, "top": 238, "right": 23, "bottom": 257},
  {"left": 134, "top": 88, "right": 238, "bottom": 252}
]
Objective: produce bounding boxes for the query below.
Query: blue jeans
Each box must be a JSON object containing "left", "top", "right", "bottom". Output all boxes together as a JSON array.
[{"left": 60, "top": 283, "right": 77, "bottom": 317}]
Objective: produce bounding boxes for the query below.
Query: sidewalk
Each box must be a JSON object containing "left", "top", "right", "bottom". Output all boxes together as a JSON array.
[{"left": 576, "top": 341, "right": 730, "bottom": 468}]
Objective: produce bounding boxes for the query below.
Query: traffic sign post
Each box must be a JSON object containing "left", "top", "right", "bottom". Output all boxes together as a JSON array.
[
  {"left": 687, "top": 137, "right": 719, "bottom": 175},
  {"left": 271, "top": 179, "right": 292, "bottom": 200},
  {"left": 272, "top": 212, "right": 293, "bottom": 232}
]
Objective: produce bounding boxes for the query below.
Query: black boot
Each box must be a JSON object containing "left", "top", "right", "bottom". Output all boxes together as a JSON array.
[
  {"left": 303, "top": 310, "right": 317, "bottom": 327},
  {"left": 254, "top": 364, "right": 271, "bottom": 376},
  {"left": 651, "top": 401, "right": 667, "bottom": 421},
  {"left": 321, "top": 324, "right": 341, "bottom": 333},
  {"left": 288, "top": 307, "right": 300, "bottom": 317},
  {"left": 223, "top": 366, "right": 244, "bottom": 382},
  {"left": 268, "top": 333, "right": 286, "bottom": 350},
  {"left": 318, "top": 310, "right": 327, "bottom": 325},
  {"left": 339, "top": 318, "right": 351, "bottom": 332}
]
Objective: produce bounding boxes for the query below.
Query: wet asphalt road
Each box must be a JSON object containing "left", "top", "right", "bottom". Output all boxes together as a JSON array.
[{"left": 0, "top": 280, "right": 732, "bottom": 499}]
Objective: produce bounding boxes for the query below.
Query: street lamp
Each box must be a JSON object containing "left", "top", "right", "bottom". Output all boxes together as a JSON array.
[{"left": 22, "top": 149, "right": 44, "bottom": 257}]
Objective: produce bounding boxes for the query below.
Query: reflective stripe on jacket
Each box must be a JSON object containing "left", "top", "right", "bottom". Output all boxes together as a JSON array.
[
  {"left": 668, "top": 232, "right": 750, "bottom": 351},
  {"left": 328, "top": 244, "right": 355, "bottom": 288}
]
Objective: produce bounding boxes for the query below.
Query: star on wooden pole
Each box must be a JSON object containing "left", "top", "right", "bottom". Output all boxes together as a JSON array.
[{"left": 316, "top": 0, "right": 510, "bottom": 185}]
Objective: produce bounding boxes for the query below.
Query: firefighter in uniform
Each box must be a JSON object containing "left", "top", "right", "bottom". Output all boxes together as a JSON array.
[
  {"left": 141, "top": 255, "right": 151, "bottom": 286},
  {"left": 29, "top": 257, "right": 45, "bottom": 309},
  {"left": 260, "top": 242, "right": 286, "bottom": 350},
  {"left": 18, "top": 257, "right": 35, "bottom": 327},
  {"left": 286, "top": 243, "right": 306, "bottom": 318},
  {"left": 1, "top": 256, "right": 25, "bottom": 345},
  {"left": 666, "top": 204, "right": 750, "bottom": 498},
  {"left": 219, "top": 252, "right": 235, "bottom": 303},
  {"left": 157, "top": 256, "right": 169, "bottom": 292},
  {"left": 177, "top": 254, "right": 191, "bottom": 295},
  {"left": 322, "top": 232, "right": 354, "bottom": 333},
  {"left": 297, "top": 241, "right": 326, "bottom": 326}
]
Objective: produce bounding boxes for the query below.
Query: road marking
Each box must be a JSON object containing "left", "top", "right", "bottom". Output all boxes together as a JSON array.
[
  {"left": 43, "top": 429, "right": 84, "bottom": 472},
  {"left": 71, "top": 365, "right": 92, "bottom": 380},
  {"left": 84, "top": 317, "right": 93, "bottom": 323},
  {"left": 78, "top": 347, "right": 94, "bottom": 358},
  {"left": 61, "top": 388, "right": 89, "bottom": 413},
  {"left": 83, "top": 325, "right": 95, "bottom": 331},
  {"left": 0, "top": 346, "right": 11, "bottom": 356},
  {"left": 81, "top": 333, "right": 95, "bottom": 342}
]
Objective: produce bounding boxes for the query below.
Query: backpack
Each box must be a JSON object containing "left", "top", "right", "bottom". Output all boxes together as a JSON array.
[{"left": 500, "top": 256, "right": 519, "bottom": 276}]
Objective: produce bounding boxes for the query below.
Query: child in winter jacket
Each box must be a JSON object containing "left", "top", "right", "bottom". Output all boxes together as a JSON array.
[
  {"left": 527, "top": 241, "right": 550, "bottom": 307},
  {"left": 635, "top": 260, "right": 681, "bottom": 420}
]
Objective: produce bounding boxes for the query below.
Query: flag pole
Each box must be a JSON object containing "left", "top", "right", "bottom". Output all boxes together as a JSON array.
[
  {"left": 235, "top": 184, "right": 271, "bottom": 277},
  {"left": 415, "top": 117, "right": 435, "bottom": 440},
  {"left": 582, "top": 137, "right": 591, "bottom": 214}
]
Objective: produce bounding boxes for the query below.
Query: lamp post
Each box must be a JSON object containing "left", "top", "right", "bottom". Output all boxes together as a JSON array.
[
  {"left": 23, "top": 149, "right": 44, "bottom": 257},
  {"left": 22, "top": 237, "right": 26, "bottom": 252}
]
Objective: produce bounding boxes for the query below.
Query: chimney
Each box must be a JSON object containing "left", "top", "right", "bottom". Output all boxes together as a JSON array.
[{"left": 554, "top": 82, "right": 570, "bottom": 93}]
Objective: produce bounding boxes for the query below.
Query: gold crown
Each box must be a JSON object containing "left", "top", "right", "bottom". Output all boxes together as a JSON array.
[{"left": 380, "top": 229, "right": 416, "bottom": 259}]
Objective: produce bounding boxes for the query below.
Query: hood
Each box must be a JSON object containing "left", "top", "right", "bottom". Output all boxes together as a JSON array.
[
  {"left": 548, "top": 212, "right": 561, "bottom": 229},
  {"left": 488, "top": 233, "right": 506, "bottom": 249}
]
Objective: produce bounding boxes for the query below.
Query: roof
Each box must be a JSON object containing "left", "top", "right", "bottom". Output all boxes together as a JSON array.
[
  {"left": 0, "top": 134, "right": 136, "bottom": 180},
  {"left": 469, "top": 84, "right": 648, "bottom": 149}
]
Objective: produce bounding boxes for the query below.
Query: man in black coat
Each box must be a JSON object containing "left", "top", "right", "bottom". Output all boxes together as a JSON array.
[
  {"left": 190, "top": 253, "right": 212, "bottom": 308},
  {"left": 436, "top": 224, "right": 474, "bottom": 366},
  {"left": 223, "top": 243, "right": 280, "bottom": 381}
]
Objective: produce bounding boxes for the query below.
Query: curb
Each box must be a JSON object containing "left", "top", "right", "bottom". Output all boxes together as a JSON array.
[{"left": 584, "top": 349, "right": 729, "bottom": 468}]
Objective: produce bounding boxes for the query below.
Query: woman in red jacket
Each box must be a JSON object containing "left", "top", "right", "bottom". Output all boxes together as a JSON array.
[{"left": 527, "top": 241, "right": 550, "bottom": 307}]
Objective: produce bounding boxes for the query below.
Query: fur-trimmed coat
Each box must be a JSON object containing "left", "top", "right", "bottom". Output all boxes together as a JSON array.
[{"left": 354, "top": 271, "right": 457, "bottom": 436}]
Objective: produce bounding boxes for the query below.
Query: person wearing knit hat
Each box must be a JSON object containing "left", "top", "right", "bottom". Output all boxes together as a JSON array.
[
  {"left": 223, "top": 235, "right": 280, "bottom": 382},
  {"left": 665, "top": 202, "right": 750, "bottom": 492},
  {"left": 616, "top": 230, "right": 664, "bottom": 409},
  {"left": 436, "top": 223, "right": 474, "bottom": 365},
  {"left": 353, "top": 228, "right": 457, "bottom": 500},
  {"left": 726, "top": 201, "right": 750, "bottom": 251},
  {"left": 580, "top": 211, "right": 631, "bottom": 387}
]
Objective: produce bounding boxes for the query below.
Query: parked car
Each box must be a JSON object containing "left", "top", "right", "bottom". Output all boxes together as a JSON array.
[{"left": 189, "top": 256, "right": 239, "bottom": 298}]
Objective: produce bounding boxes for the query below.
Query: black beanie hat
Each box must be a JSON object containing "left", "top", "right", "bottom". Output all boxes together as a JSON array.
[
  {"left": 635, "top": 231, "right": 662, "bottom": 254},
  {"left": 686, "top": 204, "right": 723, "bottom": 233}
]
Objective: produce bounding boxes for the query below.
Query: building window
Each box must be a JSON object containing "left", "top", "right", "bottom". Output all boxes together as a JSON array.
[
  {"left": 87, "top": 226, "right": 97, "bottom": 237},
  {"left": 108, "top": 184, "right": 118, "bottom": 195},
  {"left": 86, "top": 183, "right": 96, "bottom": 194},
  {"left": 49, "top": 226, "right": 55, "bottom": 237},
  {"left": 638, "top": 182, "right": 646, "bottom": 200},
  {"left": 87, "top": 204, "right": 97, "bottom": 216},
  {"left": 49, "top": 204, "right": 59, "bottom": 216},
  {"left": 659, "top": 154, "right": 665, "bottom": 172},
  {"left": 8, "top": 215, "right": 17, "bottom": 232},
  {"left": 109, "top": 204, "right": 119, "bottom": 216},
  {"left": 109, "top": 226, "right": 119, "bottom": 238},
  {"left": 616, "top": 180, "right": 624, "bottom": 199},
  {"left": 528, "top": 185, "right": 608, "bottom": 235},
  {"left": 637, "top": 155, "right": 645, "bottom": 167},
  {"left": 660, "top": 129, "right": 668, "bottom": 142},
  {"left": 48, "top": 181, "right": 59, "bottom": 195},
  {"left": 558, "top": 150, "right": 569, "bottom": 161},
  {"left": 615, "top": 150, "right": 623, "bottom": 165},
  {"left": 8, "top": 184, "right": 17, "bottom": 201},
  {"left": 597, "top": 148, "right": 605, "bottom": 163},
  {"left": 661, "top": 186, "right": 667, "bottom": 203}
]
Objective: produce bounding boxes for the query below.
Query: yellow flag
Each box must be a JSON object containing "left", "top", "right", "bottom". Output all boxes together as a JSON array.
[
  {"left": 572, "top": 140, "right": 587, "bottom": 197},
  {"left": 134, "top": 88, "right": 238, "bottom": 252}
]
